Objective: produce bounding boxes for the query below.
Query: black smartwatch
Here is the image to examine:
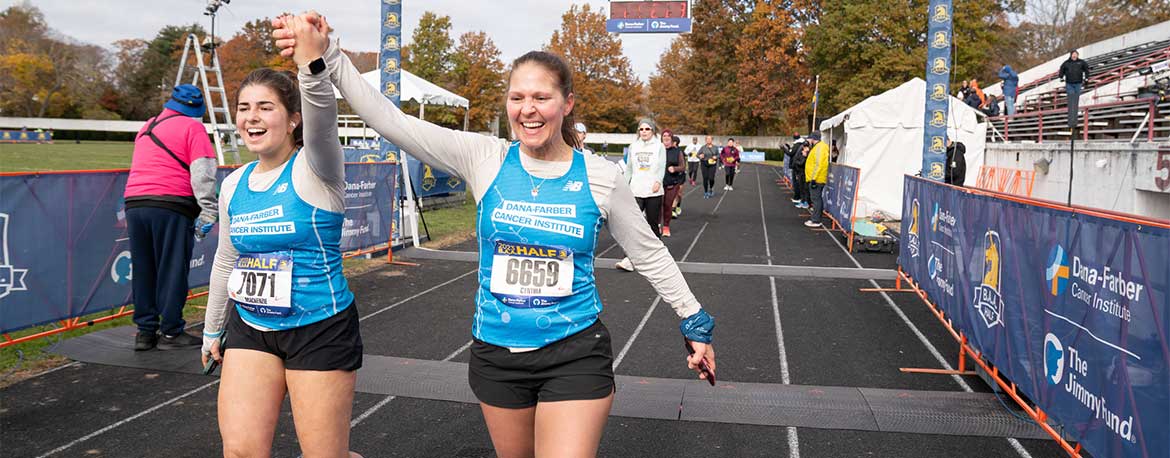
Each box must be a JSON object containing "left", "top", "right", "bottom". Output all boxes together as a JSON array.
[{"left": 308, "top": 57, "right": 326, "bottom": 75}]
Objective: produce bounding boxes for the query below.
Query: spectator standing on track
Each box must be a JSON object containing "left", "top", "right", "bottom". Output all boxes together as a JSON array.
[
  {"left": 276, "top": 14, "right": 717, "bottom": 458},
  {"left": 791, "top": 136, "right": 809, "bottom": 208},
  {"left": 125, "top": 83, "right": 218, "bottom": 351},
  {"left": 698, "top": 135, "right": 719, "bottom": 198},
  {"left": 1059, "top": 50, "right": 1090, "bottom": 128},
  {"left": 720, "top": 138, "right": 740, "bottom": 190},
  {"left": 685, "top": 136, "right": 701, "bottom": 186},
  {"left": 998, "top": 65, "right": 1019, "bottom": 115},
  {"left": 804, "top": 132, "right": 830, "bottom": 228},
  {"left": 945, "top": 138, "right": 967, "bottom": 187},
  {"left": 661, "top": 131, "right": 686, "bottom": 236}
]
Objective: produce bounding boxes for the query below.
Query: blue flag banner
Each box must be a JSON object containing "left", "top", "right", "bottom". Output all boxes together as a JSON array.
[
  {"left": 824, "top": 164, "right": 859, "bottom": 233},
  {"left": 0, "top": 130, "right": 52, "bottom": 143},
  {"left": 921, "top": 0, "right": 952, "bottom": 182},
  {"left": 0, "top": 163, "right": 398, "bottom": 334},
  {"left": 379, "top": 0, "right": 403, "bottom": 162},
  {"left": 898, "top": 176, "right": 1169, "bottom": 458}
]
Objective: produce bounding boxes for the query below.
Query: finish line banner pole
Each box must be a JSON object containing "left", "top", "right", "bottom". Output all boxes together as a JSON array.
[{"left": 920, "top": 0, "right": 952, "bottom": 182}]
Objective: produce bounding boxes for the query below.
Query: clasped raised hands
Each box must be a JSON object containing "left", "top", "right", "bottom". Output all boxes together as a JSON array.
[{"left": 271, "top": 12, "right": 332, "bottom": 66}]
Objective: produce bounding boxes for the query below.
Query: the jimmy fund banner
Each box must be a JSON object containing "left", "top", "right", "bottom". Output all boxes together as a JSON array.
[
  {"left": 920, "top": 0, "right": 952, "bottom": 182},
  {"left": 823, "top": 164, "right": 859, "bottom": 233},
  {"left": 0, "top": 163, "right": 398, "bottom": 334},
  {"left": 899, "top": 176, "right": 1169, "bottom": 458},
  {"left": 379, "top": 0, "right": 403, "bottom": 162}
]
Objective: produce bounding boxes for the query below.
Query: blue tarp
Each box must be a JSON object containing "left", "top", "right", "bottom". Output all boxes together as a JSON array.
[
  {"left": 0, "top": 163, "right": 398, "bottom": 334},
  {"left": 899, "top": 175, "right": 1169, "bottom": 458}
]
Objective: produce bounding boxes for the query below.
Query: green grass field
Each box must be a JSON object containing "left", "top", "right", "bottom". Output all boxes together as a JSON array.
[
  {"left": 0, "top": 141, "right": 258, "bottom": 173},
  {"left": 0, "top": 141, "right": 476, "bottom": 385}
]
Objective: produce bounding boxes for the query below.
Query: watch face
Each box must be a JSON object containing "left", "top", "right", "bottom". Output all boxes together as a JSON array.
[{"left": 310, "top": 58, "right": 326, "bottom": 74}]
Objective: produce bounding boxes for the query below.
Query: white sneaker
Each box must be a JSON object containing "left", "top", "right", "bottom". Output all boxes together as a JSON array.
[
  {"left": 615, "top": 257, "right": 635, "bottom": 272},
  {"left": 727, "top": 186, "right": 733, "bottom": 191},
  {"left": 804, "top": 220, "right": 822, "bottom": 228}
]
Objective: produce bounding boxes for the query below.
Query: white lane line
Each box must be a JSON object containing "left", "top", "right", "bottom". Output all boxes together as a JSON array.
[
  {"left": 36, "top": 380, "right": 221, "bottom": 457},
  {"left": 818, "top": 208, "right": 1032, "bottom": 458},
  {"left": 613, "top": 219, "right": 709, "bottom": 370},
  {"left": 21, "top": 360, "right": 80, "bottom": 381},
  {"left": 358, "top": 269, "right": 477, "bottom": 322},
  {"left": 757, "top": 167, "right": 800, "bottom": 458},
  {"left": 351, "top": 340, "right": 474, "bottom": 428}
]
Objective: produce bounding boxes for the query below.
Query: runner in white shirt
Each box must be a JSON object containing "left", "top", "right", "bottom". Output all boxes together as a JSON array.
[{"left": 684, "top": 136, "right": 701, "bottom": 186}]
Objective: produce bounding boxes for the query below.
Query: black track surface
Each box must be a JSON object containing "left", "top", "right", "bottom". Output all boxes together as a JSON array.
[{"left": 3, "top": 164, "right": 1072, "bottom": 458}]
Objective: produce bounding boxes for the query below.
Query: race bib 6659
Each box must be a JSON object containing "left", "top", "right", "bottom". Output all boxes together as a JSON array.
[{"left": 489, "top": 241, "right": 574, "bottom": 308}]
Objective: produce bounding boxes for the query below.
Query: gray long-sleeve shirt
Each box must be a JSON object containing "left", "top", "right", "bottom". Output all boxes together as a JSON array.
[{"left": 322, "top": 38, "right": 702, "bottom": 320}]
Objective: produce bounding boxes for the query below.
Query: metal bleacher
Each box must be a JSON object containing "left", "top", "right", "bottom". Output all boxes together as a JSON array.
[{"left": 987, "top": 39, "right": 1170, "bottom": 143}]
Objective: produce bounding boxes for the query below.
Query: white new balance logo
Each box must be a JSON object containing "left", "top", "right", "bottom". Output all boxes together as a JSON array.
[
  {"left": 562, "top": 181, "right": 583, "bottom": 192},
  {"left": 275, "top": 183, "right": 288, "bottom": 194}
]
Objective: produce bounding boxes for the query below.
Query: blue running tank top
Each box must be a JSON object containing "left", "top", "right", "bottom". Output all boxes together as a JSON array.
[
  {"left": 227, "top": 152, "right": 354, "bottom": 330},
  {"left": 475, "top": 143, "right": 605, "bottom": 347}
]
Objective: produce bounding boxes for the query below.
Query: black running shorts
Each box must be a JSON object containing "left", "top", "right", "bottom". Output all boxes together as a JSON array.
[
  {"left": 225, "top": 302, "right": 363, "bottom": 372},
  {"left": 469, "top": 320, "right": 616, "bottom": 408}
]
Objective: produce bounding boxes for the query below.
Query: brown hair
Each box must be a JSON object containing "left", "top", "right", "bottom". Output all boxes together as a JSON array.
[
  {"left": 239, "top": 68, "right": 303, "bottom": 147},
  {"left": 509, "top": 51, "right": 579, "bottom": 149}
]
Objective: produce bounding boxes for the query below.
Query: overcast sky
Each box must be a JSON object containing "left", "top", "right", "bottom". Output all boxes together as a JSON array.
[{"left": 3, "top": 0, "right": 676, "bottom": 82}]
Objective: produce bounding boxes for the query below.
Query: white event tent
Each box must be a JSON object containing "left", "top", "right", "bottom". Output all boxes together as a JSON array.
[
  {"left": 819, "top": 77, "right": 986, "bottom": 219},
  {"left": 333, "top": 69, "right": 470, "bottom": 129}
]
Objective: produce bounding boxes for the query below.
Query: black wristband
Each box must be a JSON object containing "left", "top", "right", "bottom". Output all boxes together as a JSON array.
[{"left": 308, "top": 57, "right": 326, "bottom": 75}]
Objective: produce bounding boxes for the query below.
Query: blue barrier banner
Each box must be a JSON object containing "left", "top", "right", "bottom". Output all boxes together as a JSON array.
[
  {"left": 343, "top": 147, "right": 389, "bottom": 163},
  {"left": 0, "top": 163, "right": 398, "bottom": 334},
  {"left": 0, "top": 130, "right": 52, "bottom": 143},
  {"left": 920, "top": 0, "right": 952, "bottom": 181},
  {"left": 899, "top": 176, "right": 1169, "bottom": 458},
  {"left": 741, "top": 150, "right": 766, "bottom": 162},
  {"left": 402, "top": 153, "right": 466, "bottom": 198},
  {"left": 824, "top": 164, "right": 859, "bottom": 233}
]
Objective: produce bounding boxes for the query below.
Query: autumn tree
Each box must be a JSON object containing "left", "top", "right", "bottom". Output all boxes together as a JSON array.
[
  {"left": 736, "top": 0, "right": 810, "bottom": 133},
  {"left": 449, "top": 31, "right": 505, "bottom": 132},
  {"left": 546, "top": 3, "right": 642, "bottom": 133},
  {"left": 403, "top": 11, "right": 454, "bottom": 84},
  {"left": 805, "top": 0, "right": 1011, "bottom": 115},
  {"left": 402, "top": 11, "right": 459, "bottom": 126},
  {"left": 647, "top": 37, "right": 701, "bottom": 132},
  {"left": 680, "top": 0, "right": 752, "bottom": 134},
  {"left": 115, "top": 24, "right": 205, "bottom": 120},
  {"left": 216, "top": 18, "right": 295, "bottom": 107}
]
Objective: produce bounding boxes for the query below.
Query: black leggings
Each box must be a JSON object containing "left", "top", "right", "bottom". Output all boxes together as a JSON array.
[
  {"left": 724, "top": 166, "right": 737, "bottom": 186},
  {"left": 687, "top": 162, "right": 699, "bottom": 182},
  {"left": 701, "top": 165, "right": 717, "bottom": 192},
  {"left": 635, "top": 196, "right": 663, "bottom": 237}
]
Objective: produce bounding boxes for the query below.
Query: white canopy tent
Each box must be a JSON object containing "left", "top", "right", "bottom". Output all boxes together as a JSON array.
[
  {"left": 334, "top": 69, "right": 470, "bottom": 129},
  {"left": 819, "top": 77, "right": 987, "bottom": 219}
]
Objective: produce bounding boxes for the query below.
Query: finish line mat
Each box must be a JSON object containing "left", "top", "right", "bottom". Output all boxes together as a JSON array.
[
  {"left": 399, "top": 247, "right": 899, "bottom": 281},
  {"left": 52, "top": 325, "right": 1048, "bottom": 439}
]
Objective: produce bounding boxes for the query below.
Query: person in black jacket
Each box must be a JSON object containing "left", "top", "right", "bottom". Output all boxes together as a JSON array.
[
  {"left": 792, "top": 141, "right": 810, "bottom": 208},
  {"left": 1059, "top": 50, "right": 1091, "bottom": 127},
  {"left": 945, "top": 139, "right": 967, "bottom": 187},
  {"left": 787, "top": 134, "right": 805, "bottom": 205},
  {"left": 661, "top": 132, "right": 686, "bottom": 237}
]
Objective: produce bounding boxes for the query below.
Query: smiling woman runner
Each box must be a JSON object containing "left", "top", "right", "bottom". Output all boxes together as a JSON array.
[
  {"left": 200, "top": 15, "right": 364, "bottom": 458},
  {"left": 274, "top": 13, "right": 716, "bottom": 458}
]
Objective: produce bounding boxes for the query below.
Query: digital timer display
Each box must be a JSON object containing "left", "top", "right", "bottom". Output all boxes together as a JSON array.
[{"left": 610, "top": 1, "right": 689, "bottom": 20}]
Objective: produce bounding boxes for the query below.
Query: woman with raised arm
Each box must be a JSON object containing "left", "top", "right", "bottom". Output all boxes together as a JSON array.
[
  {"left": 202, "top": 14, "right": 364, "bottom": 458},
  {"left": 275, "top": 14, "right": 716, "bottom": 457}
]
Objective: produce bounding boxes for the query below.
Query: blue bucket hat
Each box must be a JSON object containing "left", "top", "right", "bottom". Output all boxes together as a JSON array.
[{"left": 165, "top": 84, "right": 205, "bottom": 118}]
